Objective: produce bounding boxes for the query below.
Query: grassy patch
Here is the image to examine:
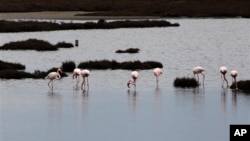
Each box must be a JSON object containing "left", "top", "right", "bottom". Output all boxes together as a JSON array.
[
  {"left": 115, "top": 48, "right": 139, "bottom": 53},
  {"left": 0, "top": 20, "right": 179, "bottom": 33},
  {"left": 173, "top": 77, "right": 199, "bottom": 88},
  {"left": 78, "top": 60, "right": 163, "bottom": 70},
  {"left": 0, "top": 39, "right": 73, "bottom": 51},
  {"left": 0, "top": 60, "right": 25, "bottom": 70}
]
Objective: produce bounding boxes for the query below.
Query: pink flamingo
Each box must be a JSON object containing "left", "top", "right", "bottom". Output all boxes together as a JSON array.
[
  {"left": 230, "top": 70, "right": 238, "bottom": 89},
  {"left": 45, "top": 68, "right": 63, "bottom": 90},
  {"left": 127, "top": 71, "right": 139, "bottom": 89},
  {"left": 72, "top": 68, "right": 81, "bottom": 84},
  {"left": 220, "top": 66, "right": 229, "bottom": 88},
  {"left": 153, "top": 68, "right": 162, "bottom": 84},
  {"left": 81, "top": 69, "right": 90, "bottom": 90},
  {"left": 192, "top": 66, "right": 205, "bottom": 85}
]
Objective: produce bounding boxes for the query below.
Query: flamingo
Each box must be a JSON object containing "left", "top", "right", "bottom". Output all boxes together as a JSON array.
[
  {"left": 81, "top": 69, "right": 90, "bottom": 90},
  {"left": 72, "top": 68, "right": 81, "bottom": 84},
  {"left": 45, "top": 68, "right": 63, "bottom": 90},
  {"left": 220, "top": 66, "right": 229, "bottom": 88},
  {"left": 230, "top": 70, "right": 238, "bottom": 89},
  {"left": 153, "top": 68, "right": 162, "bottom": 84},
  {"left": 192, "top": 66, "right": 205, "bottom": 85},
  {"left": 127, "top": 71, "right": 139, "bottom": 89}
]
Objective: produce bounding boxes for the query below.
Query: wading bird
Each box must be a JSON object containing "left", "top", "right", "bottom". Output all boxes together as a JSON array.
[
  {"left": 73, "top": 68, "right": 81, "bottom": 84},
  {"left": 81, "top": 69, "right": 90, "bottom": 90},
  {"left": 230, "top": 70, "right": 238, "bottom": 89},
  {"left": 127, "top": 71, "right": 139, "bottom": 89},
  {"left": 192, "top": 66, "right": 205, "bottom": 85},
  {"left": 220, "top": 66, "right": 229, "bottom": 88},
  {"left": 153, "top": 68, "right": 162, "bottom": 85},
  {"left": 45, "top": 68, "right": 62, "bottom": 91}
]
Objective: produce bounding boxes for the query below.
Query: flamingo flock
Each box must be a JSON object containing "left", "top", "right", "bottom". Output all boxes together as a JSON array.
[{"left": 45, "top": 66, "right": 239, "bottom": 91}]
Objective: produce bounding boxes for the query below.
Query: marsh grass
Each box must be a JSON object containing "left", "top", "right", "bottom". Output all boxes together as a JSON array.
[
  {"left": 115, "top": 48, "right": 140, "bottom": 53},
  {"left": 78, "top": 60, "right": 163, "bottom": 70},
  {"left": 173, "top": 77, "right": 199, "bottom": 88},
  {"left": 0, "top": 20, "right": 179, "bottom": 33},
  {"left": 230, "top": 80, "right": 250, "bottom": 92},
  {"left": 0, "top": 60, "right": 25, "bottom": 70},
  {"left": 0, "top": 39, "right": 73, "bottom": 51}
]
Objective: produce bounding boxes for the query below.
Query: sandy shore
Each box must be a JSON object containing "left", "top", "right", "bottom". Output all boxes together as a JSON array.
[{"left": 0, "top": 11, "right": 159, "bottom": 20}]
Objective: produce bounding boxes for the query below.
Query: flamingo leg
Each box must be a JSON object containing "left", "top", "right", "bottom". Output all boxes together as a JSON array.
[
  {"left": 86, "top": 77, "right": 89, "bottom": 90},
  {"left": 201, "top": 73, "right": 205, "bottom": 85},
  {"left": 81, "top": 77, "right": 85, "bottom": 90}
]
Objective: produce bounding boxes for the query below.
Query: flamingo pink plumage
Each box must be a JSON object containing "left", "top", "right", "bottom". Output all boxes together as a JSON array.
[
  {"left": 73, "top": 68, "right": 81, "bottom": 84},
  {"left": 127, "top": 71, "right": 139, "bottom": 89},
  {"left": 153, "top": 68, "right": 162, "bottom": 84},
  {"left": 45, "top": 68, "right": 62, "bottom": 90},
  {"left": 193, "top": 66, "right": 205, "bottom": 85},
  {"left": 81, "top": 69, "right": 90, "bottom": 90},
  {"left": 220, "top": 66, "right": 229, "bottom": 88},
  {"left": 230, "top": 70, "right": 238, "bottom": 89}
]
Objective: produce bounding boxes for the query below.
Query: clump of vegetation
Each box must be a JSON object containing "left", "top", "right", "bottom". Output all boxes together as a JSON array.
[
  {"left": 0, "top": 70, "right": 34, "bottom": 79},
  {"left": 115, "top": 48, "right": 140, "bottom": 53},
  {"left": 230, "top": 80, "right": 250, "bottom": 92},
  {"left": 173, "top": 77, "right": 199, "bottom": 88},
  {"left": 55, "top": 42, "right": 74, "bottom": 48},
  {"left": 0, "top": 39, "right": 73, "bottom": 51},
  {"left": 61, "top": 61, "right": 76, "bottom": 72},
  {"left": 0, "top": 20, "right": 179, "bottom": 33},
  {"left": 77, "top": 59, "right": 163, "bottom": 70},
  {"left": 0, "top": 60, "right": 25, "bottom": 70}
]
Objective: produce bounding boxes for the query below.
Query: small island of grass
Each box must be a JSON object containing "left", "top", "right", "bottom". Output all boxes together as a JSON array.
[
  {"left": 0, "top": 39, "right": 74, "bottom": 51},
  {"left": 0, "top": 19, "right": 179, "bottom": 33}
]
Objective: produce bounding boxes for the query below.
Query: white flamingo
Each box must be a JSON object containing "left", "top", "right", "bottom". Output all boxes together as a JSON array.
[
  {"left": 220, "top": 66, "right": 229, "bottom": 88},
  {"left": 127, "top": 71, "right": 139, "bottom": 89},
  {"left": 230, "top": 70, "right": 238, "bottom": 89},
  {"left": 72, "top": 68, "right": 81, "bottom": 84},
  {"left": 153, "top": 68, "right": 162, "bottom": 84},
  {"left": 81, "top": 69, "right": 90, "bottom": 90},
  {"left": 45, "top": 68, "right": 62, "bottom": 90},
  {"left": 192, "top": 66, "right": 205, "bottom": 85}
]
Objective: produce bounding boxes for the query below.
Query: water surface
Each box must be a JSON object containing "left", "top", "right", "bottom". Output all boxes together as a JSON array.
[{"left": 1, "top": 18, "right": 250, "bottom": 141}]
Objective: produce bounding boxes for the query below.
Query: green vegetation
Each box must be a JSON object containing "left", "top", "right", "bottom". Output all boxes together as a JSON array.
[{"left": 230, "top": 80, "right": 250, "bottom": 92}]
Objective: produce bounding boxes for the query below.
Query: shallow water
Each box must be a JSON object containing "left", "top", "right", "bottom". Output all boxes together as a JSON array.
[{"left": 1, "top": 18, "right": 250, "bottom": 141}]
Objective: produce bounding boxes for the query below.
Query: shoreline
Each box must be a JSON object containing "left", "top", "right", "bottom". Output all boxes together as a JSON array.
[{"left": 0, "top": 11, "right": 161, "bottom": 20}]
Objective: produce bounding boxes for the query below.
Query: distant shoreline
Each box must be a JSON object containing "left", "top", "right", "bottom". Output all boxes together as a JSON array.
[{"left": 0, "top": 11, "right": 161, "bottom": 20}]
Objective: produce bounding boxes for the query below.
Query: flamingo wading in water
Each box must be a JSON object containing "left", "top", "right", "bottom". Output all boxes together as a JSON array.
[
  {"left": 73, "top": 68, "right": 81, "bottom": 84},
  {"left": 127, "top": 71, "right": 139, "bottom": 89},
  {"left": 192, "top": 66, "right": 205, "bottom": 85},
  {"left": 81, "top": 69, "right": 90, "bottom": 90},
  {"left": 153, "top": 68, "right": 162, "bottom": 85},
  {"left": 230, "top": 70, "right": 238, "bottom": 89},
  {"left": 220, "top": 66, "right": 229, "bottom": 88},
  {"left": 45, "top": 68, "right": 62, "bottom": 90}
]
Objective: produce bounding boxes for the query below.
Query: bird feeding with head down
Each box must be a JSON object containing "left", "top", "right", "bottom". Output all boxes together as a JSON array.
[
  {"left": 45, "top": 68, "right": 63, "bottom": 91},
  {"left": 230, "top": 70, "right": 238, "bottom": 89},
  {"left": 127, "top": 71, "right": 139, "bottom": 89},
  {"left": 72, "top": 68, "right": 81, "bottom": 84},
  {"left": 220, "top": 66, "right": 229, "bottom": 88},
  {"left": 192, "top": 66, "right": 205, "bottom": 85},
  {"left": 81, "top": 69, "right": 90, "bottom": 90},
  {"left": 153, "top": 68, "right": 162, "bottom": 85}
]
